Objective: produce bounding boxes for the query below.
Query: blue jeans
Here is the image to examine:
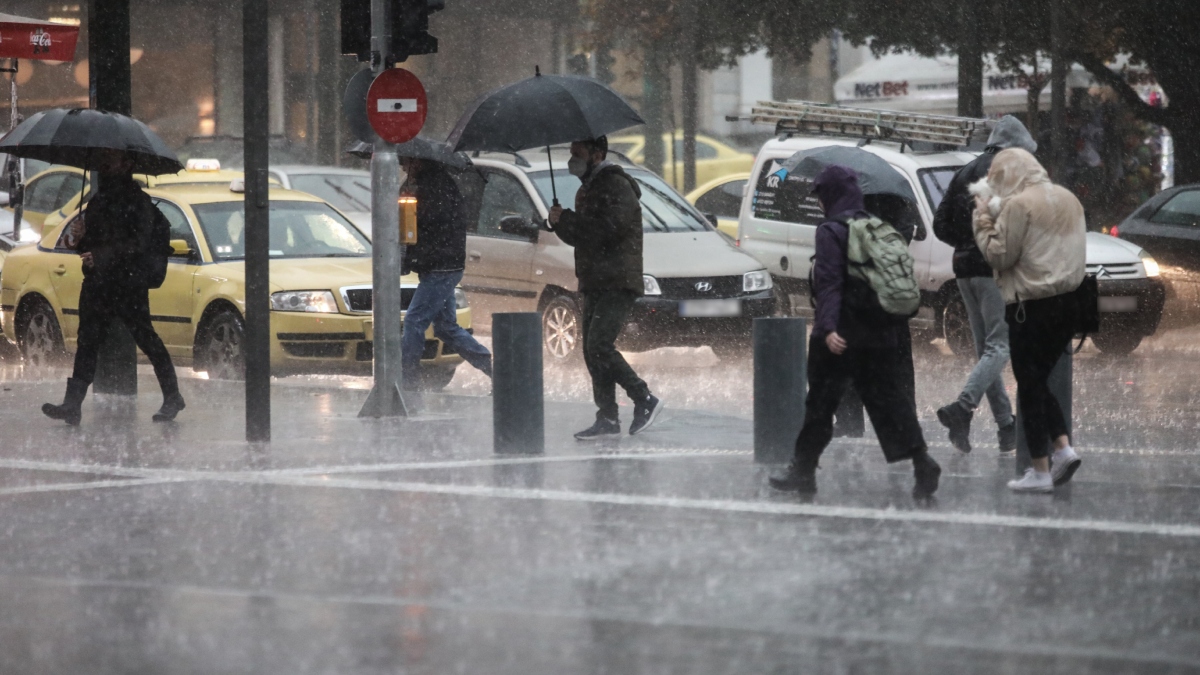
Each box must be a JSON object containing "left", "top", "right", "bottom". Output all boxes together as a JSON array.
[
  {"left": 401, "top": 270, "right": 492, "bottom": 384},
  {"left": 956, "top": 277, "right": 1014, "bottom": 427}
]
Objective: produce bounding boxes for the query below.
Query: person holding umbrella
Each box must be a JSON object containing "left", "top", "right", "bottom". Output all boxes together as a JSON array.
[
  {"left": 42, "top": 148, "right": 183, "bottom": 425},
  {"left": 547, "top": 137, "right": 663, "bottom": 439}
]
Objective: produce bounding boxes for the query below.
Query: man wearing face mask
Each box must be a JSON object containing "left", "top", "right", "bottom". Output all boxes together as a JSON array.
[{"left": 548, "top": 136, "right": 663, "bottom": 439}]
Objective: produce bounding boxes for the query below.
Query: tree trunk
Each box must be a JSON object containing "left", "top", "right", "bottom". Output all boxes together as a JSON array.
[
  {"left": 642, "top": 42, "right": 666, "bottom": 176},
  {"left": 956, "top": 0, "right": 983, "bottom": 117},
  {"left": 680, "top": 0, "right": 699, "bottom": 193}
]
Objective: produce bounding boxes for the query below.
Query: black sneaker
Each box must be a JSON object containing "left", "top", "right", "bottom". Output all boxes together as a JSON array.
[
  {"left": 629, "top": 395, "right": 664, "bottom": 436},
  {"left": 574, "top": 418, "right": 622, "bottom": 441},
  {"left": 768, "top": 461, "right": 818, "bottom": 494},
  {"left": 912, "top": 451, "right": 942, "bottom": 500},
  {"left": 997, "top": 422, "right": 1017, "bottom": 456},
  {"left": 152, "top": 392, "right": 186, "bottom": 422},
  {"left": 936, "top": 402, "right": 973, "bottom": 454}
]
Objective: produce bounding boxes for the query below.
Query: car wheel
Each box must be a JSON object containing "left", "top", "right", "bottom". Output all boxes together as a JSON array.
[
  {"left": 417, "top": 364, "right": 458, "bottom": 392},
  {"left": 197, "top": 310, "right": 246, "bottom": 380},
  {"left": 18, "top": 301, "right": 65, "bottom": 368},
  {"left": 1091, "top": 331, "right": 1142, "bottom": 356},
  {"left": 542, "top": 294, "right": 581, "bottom": 362},
  {"left": 941, "top": 292, "right": 974, "bottom": 357}
]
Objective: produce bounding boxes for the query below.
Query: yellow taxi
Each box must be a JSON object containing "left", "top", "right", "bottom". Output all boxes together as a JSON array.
[
  {"left": 606, "top": 133, "right": 754, "bottom": 192},
  {"left": 685, "top": 172, "right": 750, "bottom": 240},
  {"left": 0, "top": 177, "right": 470, "bottom": 389}
]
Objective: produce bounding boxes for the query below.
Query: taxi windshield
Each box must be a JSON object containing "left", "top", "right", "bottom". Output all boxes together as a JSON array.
[{"left": 192, "top": 200, "right": 371, "bottom": 261}]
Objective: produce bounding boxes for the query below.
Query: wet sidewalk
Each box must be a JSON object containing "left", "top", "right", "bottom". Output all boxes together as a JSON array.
[{"left": 0, "top": 372, "right": 1198, "bottom": 673}]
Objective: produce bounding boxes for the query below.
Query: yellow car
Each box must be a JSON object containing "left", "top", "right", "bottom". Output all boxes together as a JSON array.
[
  {"left": 607, "top": 133, "right": 754, "bottom": 192},
  {"left": 0, "top": 180, "right": 469, "bottom": 389},
  {"left": 686, "top": 172, "right": 750, "bottom": 241}
]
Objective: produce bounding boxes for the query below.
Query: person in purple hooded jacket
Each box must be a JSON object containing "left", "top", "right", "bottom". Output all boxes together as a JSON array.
[{"left": 769, "top": 165, "right": 941, "bottom": 500}]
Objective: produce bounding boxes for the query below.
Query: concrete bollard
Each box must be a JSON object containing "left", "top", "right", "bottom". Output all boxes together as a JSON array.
[
  {"left": 493, "top": 312, "right": 544, "bottom": 455},
  {"left": 754, "top": 317, "right": 807, "bottom": 464},
  {"left": 1016, "top": 349, "right": 1072, "bottom": 474}
]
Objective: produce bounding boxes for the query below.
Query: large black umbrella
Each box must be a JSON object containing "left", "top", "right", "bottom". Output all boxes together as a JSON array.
[
  {"left": 0, "top": 108, "right": 183, "bottom": 176},
  {"left": 446, "top": 67, "right": 644, "bottom": 203},
  {"left": 780, "top": 145, "right": 917, "bottom": 203},
  {"left": 346, "top": 137, "right": 472, "bottom": 171}
]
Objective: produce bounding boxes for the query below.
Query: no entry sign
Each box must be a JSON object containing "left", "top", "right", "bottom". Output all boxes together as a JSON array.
[{"left": 366, "top": 68, "right": 428, "bottom": 144}]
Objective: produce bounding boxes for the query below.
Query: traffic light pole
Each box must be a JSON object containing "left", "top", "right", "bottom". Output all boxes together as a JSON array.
[{"left": 359, "top": 0, "right": 409, "bottom": 418}]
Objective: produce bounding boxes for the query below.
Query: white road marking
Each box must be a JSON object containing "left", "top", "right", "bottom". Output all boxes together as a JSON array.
[{"left": 0, "top": 478, "right": 176, "bottom": 497}]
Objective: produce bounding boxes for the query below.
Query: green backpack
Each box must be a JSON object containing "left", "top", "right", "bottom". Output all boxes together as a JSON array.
[{"left": 843, "top": 215, "right": 920, "bottom": 321}]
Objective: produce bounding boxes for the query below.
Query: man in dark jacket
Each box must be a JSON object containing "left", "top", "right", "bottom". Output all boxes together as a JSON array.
[
  {"left": 769, "top": 165, "right": 940, "bottom": 500},
  {"left": 931, "top": 116, "right": 1036, "bottom": 454},
  {"left": 42, "top": 149, "right": 184, "bottom": 425},
  {"left": 548, "top": 136, "right": 662, "bottom": 439},
  {"left": 399, "top": 158, "right": 493, "bottom": 389}
]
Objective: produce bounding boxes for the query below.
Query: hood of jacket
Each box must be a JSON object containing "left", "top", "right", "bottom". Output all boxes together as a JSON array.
[
  {"left": 586, "top": 162, "right": 642, "bottom": 198},
  {"left": 987, "top": 115, "right": 1038, "bottom": 153},
  {"left": 812, "top": 165, "right": 865, "bottom": 221},
  {"left": 988, "top": 148, "right": 1050, "bottom": 200}
]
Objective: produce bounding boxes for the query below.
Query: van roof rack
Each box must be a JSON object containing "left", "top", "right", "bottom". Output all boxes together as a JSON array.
[{"left": 746, "top": 100, "right": 986, "bottom": 148}]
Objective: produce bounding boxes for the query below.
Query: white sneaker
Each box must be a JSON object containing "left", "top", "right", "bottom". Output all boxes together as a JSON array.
[
  {"left": 1050, "top": 446, "right": 1082, "bottom": 486},
  {"left": 1007, "top": 468, "right": 1053, "bottom": 493}
]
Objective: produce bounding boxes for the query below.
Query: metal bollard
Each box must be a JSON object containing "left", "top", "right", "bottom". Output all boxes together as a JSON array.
[
  {"left": 754, "top": 317, "right": 807, "bottom": 464},
  {"left": 1016, "top": 349, "right": 1072, "bottom": 474},
  {"left": 493, "top": 312, "right": 544, "bottom": 455}
]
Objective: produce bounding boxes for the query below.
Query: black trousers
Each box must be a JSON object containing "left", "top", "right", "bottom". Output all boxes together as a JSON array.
[
  {"left": 72, "top": 280, "right": 179, "bottom": 395},
  {"left": 793, "top": 334, "right": 926, "bottom": 466},
  {"left": 581, "top": 290, "right": 650, "bottom": 421},
  {"left": 1006, "top": 294, "right": 1076, "bottom": 459}
]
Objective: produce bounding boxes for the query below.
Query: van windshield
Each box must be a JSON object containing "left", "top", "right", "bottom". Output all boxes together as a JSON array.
[
  {"left": 529, "top": 169, "right": 712, "bottom": 233},
  {"left": 918, "top": 167, "right": 960, "bottom": 211}
]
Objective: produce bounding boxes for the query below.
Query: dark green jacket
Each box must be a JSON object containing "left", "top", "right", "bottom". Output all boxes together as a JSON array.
[{"left": 555, "top": 164, "right": 643, "bottom": 295}]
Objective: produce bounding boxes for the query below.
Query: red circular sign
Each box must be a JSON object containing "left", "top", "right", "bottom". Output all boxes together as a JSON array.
[{"left": 366, "top": 68, "right": 428, "bottom": 144}]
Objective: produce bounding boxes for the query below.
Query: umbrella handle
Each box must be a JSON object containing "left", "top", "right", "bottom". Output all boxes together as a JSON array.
[{"left": 544, "top": 145, "right": 559, "bottom": 230}]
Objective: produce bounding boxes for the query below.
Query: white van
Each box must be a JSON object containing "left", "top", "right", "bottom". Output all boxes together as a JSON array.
[{"left": 738, "top": 134, "right": 1165, "bottom": 355}]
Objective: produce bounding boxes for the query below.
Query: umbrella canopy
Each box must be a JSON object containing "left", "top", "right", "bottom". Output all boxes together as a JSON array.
[
  {"left": 446, "top": 70, "right": 644, "bottom": 153},
  {"left": 0, "top": 13, "right": 80, "bottom": 62},
  {"left": 0, "top": 108, "right": 183, "bottom": 175},
  {"left": 346, "top": 137, "right": 472, "bottom": 171},
  {"left": 780, "top": 145, "right": 917, "bottom": 203}
]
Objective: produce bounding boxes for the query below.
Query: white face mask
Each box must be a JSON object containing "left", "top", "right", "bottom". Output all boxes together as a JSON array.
[{"left": 567, "top": 156, "right": 589, "bottom": 178}]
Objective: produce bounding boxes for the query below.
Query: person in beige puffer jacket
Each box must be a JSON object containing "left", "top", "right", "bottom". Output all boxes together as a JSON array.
[{"left": 972, "top": 148, "right": 1086, "bottom": 493}]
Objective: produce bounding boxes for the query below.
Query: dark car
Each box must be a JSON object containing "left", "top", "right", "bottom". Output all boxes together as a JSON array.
[{"left": 1114, "top": 184, "right": 1200, "bottom": 331}]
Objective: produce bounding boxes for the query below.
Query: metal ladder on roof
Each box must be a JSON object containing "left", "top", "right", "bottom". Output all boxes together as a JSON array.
[{"left": 744, "top": 100, "right": 986, "bottom": 148}]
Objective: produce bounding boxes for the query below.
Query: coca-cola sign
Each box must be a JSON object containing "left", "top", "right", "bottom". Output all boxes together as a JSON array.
[{"left": 0, "top": 15, "right": 80, "bottom": 62}]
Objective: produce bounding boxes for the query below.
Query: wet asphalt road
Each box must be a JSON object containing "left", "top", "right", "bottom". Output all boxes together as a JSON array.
[{"left": 0, "top": 327, "right": 1199, "bottom": 674}]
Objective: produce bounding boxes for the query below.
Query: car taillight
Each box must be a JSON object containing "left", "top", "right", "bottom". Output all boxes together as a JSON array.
[{"left": 1110, "top": 225, "right": 1120, "bottom": 238}]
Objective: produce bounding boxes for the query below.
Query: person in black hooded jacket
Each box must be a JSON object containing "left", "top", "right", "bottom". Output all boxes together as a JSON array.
[
  {"left": 931, "top": 115, "right": 1037, "bottom": 455},
  {"left": 769, "top": 165, "right": 940, "bottom": 500}
]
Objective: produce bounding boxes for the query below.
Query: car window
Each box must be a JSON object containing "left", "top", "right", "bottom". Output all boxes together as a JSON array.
[
  {"left": 289, "top": 174, "right": 372, "bottom": 213},
  {"left": 607, "top": 141, "right": 638, "bottom": 157},
  {"left": 53, "top": 173, "right": 88, "bottom": 211},
  {"left": 672, "top": 139, "right": 718, "bottom": 160},
  {"left": 918, "top": 167, "right": 958, "bottom": 211},
  {"left": 192, "top": 200, "right": 370, "bottom": 260},
  {"left": 1150, "top": 190, "right": 1200, "bottom": 226},
  {"left": 152, "top": 199, "right": 199, "bottom": 255},
  {"left": 54, "top": 213, "right": 82, "bottom": 251},
  {"left": 694, "top": 179, "right": 745, "bottom": 218},
  {"left": 476, "top": 171, "right": 538, "bottom": 239},
  {"left": 750, "top": 159, "right": 823, "bottom": 226},
  {"left": 24, "top": 173, "right": 72, "bottom": 213},
  {"left": 528, "top": 169, "right": 712, "bottom": 233}
]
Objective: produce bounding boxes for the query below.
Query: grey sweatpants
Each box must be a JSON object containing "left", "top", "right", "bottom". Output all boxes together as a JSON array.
[{"left": 956, "top": 277, "right": 1014, "bottom": 427}]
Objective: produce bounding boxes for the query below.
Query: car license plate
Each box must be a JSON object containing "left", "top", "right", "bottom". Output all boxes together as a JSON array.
[
  {"left": 1098, "top": 296, "right": 1138, "bottom": 313},
  {"left": 679, "top": 299, "right": 742, "bottom": 317}
]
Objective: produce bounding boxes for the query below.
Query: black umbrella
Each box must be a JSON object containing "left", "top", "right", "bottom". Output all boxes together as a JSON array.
[
  {"left": 446, "top": 67, "right": 644, "bottom": 204},
  {"left": 0, "top": 108, "right": 183, "bottom": 176},
  {"left": 345, "top": 137, "right": 472, "bottom": 171},
  {"left": 779, "top": 145, "right": 917, "bottom": 203}
]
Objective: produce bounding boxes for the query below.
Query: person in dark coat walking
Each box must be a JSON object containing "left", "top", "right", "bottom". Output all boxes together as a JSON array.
[
  {"left": 769, "top": 165, "right": 940, "bottom": 499},
  {"left": 42, "top": 149, "right": 184, "bottom": 425},
  {"left": 548, "top": 136, "right": 663, "bottom": 440},
  {"left": 399, "top": 157, "right": 493, "bottom": 389},
  {"left": 931, "top": 116, "right": 1037, "bottom": 455}
]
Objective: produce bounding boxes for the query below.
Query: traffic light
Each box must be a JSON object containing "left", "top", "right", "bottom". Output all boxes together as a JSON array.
[{"left": 341, "top": 0, "right": 444, "bottom": 63}]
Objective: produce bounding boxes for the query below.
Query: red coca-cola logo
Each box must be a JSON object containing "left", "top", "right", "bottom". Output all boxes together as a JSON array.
[{"left": 30, "top": 29, "right": 52, "bottom": 54}]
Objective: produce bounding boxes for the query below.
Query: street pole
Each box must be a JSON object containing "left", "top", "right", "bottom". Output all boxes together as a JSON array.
[
  {"left": 87, "top": 0, "right": 137, "bottom": 397},
  {"left": 679, "top": 0, "right": 699, "bottom": 194},
  {"left": 359, "top": 0, "right": 409, "bottom": 418},
  {"left": 244, "top": 0, "right": 271, "bottom": 442}
]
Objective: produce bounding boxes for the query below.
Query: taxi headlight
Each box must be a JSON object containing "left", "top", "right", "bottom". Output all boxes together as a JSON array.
[
  {"left": 643, "top": 275, "right": 662, "bottom": 296},
  {"left": 454, "top": 287, "right": 469, "bottom": 309},
  {"left": 1140, "top": 251, "right": 1161, "bottom": 277},
  {"left": 743, "top": 270, "right": 773, "bottom": 292},
  {"left": 271, "top": 290, "right": 338, "bottom": 313}
]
